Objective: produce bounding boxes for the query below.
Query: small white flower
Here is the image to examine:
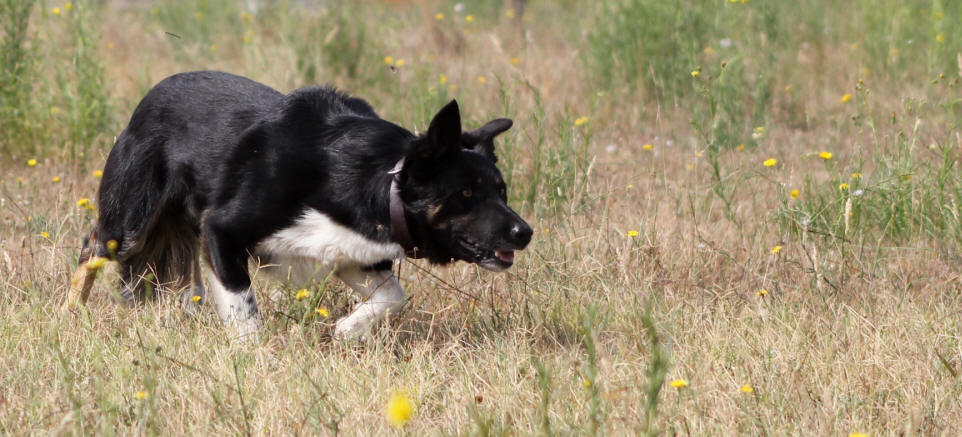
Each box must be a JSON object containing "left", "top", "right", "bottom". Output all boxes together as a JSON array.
[
  {"left": 719, "top": 38, "right": 732, "bottom": 49},
  {"left": 605, "top": 145, "right": 617, "bottom": 154},
  {"left": 453, "top": 3, "right": 464, "bottom": 12},
  {"left": 853, "top": 189, "right": 864, "bottom": 197},
  {"left": 800, "top": 216, "right": 812, "bottom": 226},
  {"left": 697, "top": 243, "right": 707, "bottom": 250}
]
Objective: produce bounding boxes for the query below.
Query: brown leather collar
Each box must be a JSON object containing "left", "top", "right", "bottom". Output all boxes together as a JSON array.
[{"left": 388, "top": 158, "right": 420, "bottom": 258}]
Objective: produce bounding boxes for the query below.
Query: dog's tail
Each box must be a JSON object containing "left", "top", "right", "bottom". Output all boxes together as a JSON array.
[{"left": 116, "top": 205, "right": 199, "bottom": 303}]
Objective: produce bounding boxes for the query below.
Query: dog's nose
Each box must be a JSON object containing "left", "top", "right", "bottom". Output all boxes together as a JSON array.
[{"left": 510, "top": 222, "right": 533, "bottom": 247}]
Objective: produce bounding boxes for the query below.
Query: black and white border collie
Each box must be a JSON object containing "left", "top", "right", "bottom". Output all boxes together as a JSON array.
[{"left": 65, "top": 71, "right": 532, "bottom": 339}]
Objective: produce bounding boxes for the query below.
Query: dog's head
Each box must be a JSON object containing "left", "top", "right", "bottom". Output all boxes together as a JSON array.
[{"left": 401, "top": 100, "right": 532, "bottom": 271}]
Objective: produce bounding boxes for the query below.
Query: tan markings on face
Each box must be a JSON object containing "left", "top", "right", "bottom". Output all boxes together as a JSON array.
[{"left": 426, "top": 204, "right": 443, "bottom": 221}]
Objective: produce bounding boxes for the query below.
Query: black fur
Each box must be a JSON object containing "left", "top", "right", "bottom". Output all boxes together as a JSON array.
[{"left": 83, "top": 71, "right": 531, "bottom": 300}]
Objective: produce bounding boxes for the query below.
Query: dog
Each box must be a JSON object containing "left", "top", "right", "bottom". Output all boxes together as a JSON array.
[{"left": 64, "top": 71, "right": 532, "bottom": 339}]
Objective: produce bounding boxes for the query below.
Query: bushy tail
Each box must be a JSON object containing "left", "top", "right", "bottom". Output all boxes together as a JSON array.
[{"left": 117, "top": 207, "right": 199, "bottom": 303}]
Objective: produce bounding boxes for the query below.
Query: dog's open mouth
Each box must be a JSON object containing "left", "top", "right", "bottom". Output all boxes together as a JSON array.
[{"left": 459, "top": 238, "right": 517, "bottom": 271}]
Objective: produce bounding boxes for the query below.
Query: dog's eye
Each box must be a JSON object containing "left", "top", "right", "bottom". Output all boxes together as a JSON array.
[{"left": 462, "top": 189, "right": 472, "bottom": 198}]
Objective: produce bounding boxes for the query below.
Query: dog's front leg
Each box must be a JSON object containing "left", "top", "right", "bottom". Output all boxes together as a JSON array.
[
  {"left": 333, "top": 266, "right": 405, "bottom": 340},
  {"left": 204, "top": 224, "right": 262, "bottom": 340}
]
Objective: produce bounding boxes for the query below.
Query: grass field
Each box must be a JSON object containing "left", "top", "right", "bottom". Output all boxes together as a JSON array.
[{"left": 2, "top": 0, "right": 962, "bottom": 434}]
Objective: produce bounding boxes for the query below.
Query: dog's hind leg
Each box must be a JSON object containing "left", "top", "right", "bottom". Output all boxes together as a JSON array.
[{"left": 333, "top": 265, "right": 405, "bottom": 340}]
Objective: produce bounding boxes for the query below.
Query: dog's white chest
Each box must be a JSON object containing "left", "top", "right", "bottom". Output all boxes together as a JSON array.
[{"left": 256, "top": 209, "right": 403, "bottom": 266}]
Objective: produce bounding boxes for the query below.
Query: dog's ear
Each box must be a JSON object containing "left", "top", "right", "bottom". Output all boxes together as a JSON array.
[
  {"left": 409, "top": 100, "right": 462, "bottom": 163},
  {"left": 462, "top": 118, "right": 512, "bottom": 163}
]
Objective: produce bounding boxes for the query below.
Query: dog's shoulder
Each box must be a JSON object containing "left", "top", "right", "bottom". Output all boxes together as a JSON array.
[{"left": 277, "top": 85, "right": 379, "bottom": 126}]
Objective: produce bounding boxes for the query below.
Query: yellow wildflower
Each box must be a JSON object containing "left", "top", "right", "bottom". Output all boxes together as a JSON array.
[
  {"left": 936, "top": 34, "right": 945, "bottom": 43},
  {"left": 50, "top": 106, "right": 60, "bottom": 115},
  {"left": 315, "top": 306, "right": 330, "bottom": 318},
  {"left": 106, "top": 240, "right": 119, "bottom": 251},
  {"left": 840, "top": 93, "right": 852, "bottom": 103},
  {"left": 740, "top": 384, "right": 754, "bottom": 393},
  {"left": 850, "top": 172, "right": 861, "bottom": 180},
  {"left": 477, "top": 76, "right": 486, "bottom": 84},
  {"left": 52, "top": 176, "right": 61, "bottom": 183},
  {"left": 41, "top": 231, "right": 50, "bottom": 239},
  {"left": 762, "top": 158, "right": 777, "bottom": 167},
  {"left": 736, "top": 144, "right": 746, "bottom": 151},
  {"left": 901, "top": 174, "right": 912, "bottom": 181},
  {"left": 642, "top": 143, "right": 654, "bottom": 151},
  {"left": 77, "top": 198, "right": 91, "bottom": 208},
  {"left": 752, "top": 126, "right": 765, "bottom": 139},
  {"left": 65, "top": 2, "right": 73, "bottom": 11},
  {"left": 574, "top": 116, "right": 588, "bottom": 126},
  {"left": 839, "top": 183, "right": 849, "bottom": 191},
  {"left": 465, "top": 15, "right": 474, "bottom": 22},
  {"left": 818, "top": 151, "right": 833, "bottom": 160},
  {"left": 191, "top": 295, "right": 202, "bottom": 303},
  {"left": 790, "top": 189, "right": 799, "bottom": 199},
  {"left": 52, "top": 7, "right": 61, "bottom": 15},
  {"left": 383, "top": 56, "right": 394, "bottom": 65},
  {"left": 94, "top": 170, "right": 103, "bottom": 178},
  {"left": 583, "top": 379, "right": 591, "bottom": 388},
  {"left": 757, "top": 289, "right": 768, "bottom": 296},
  {"left": 385, "top": 391, "right": 415, "bottom": 428},
  {"left": 209, "top": 44, "right": 217, "bottom": 52},
  {"left": 849, "top": 434, "right": 868, "bottom": 437},
  {"left": 435, "top": 12, "right": 444, "bottom": 20},
  {"left": 510, "top": 57, "right": 520, "bottom": 65},
  {"left": 771, "top": 245, "right": 782, "bottom": 255},
  {"left": 690, "top": 70, "right": 700, "bottom": 77},
  {"left": 505, "top": 9, "right": 516, "bottom": 18},
  {"left": 627, "top": 230, "right": 639, "bottom": 238},
  {"left": 27, "top": 159, "right": 37, "bottom": 167},
  {"left": 669, "top": 379, "right": 688, "bottom": 389},
  {"left": 439, "top": 74, "right": 448, "bottom": 85},
  {"left": 134, "top": 390, "right": 148, "bottom": 400},
  {"left": 86, "top": 257, "right": 108, "bottom": 270},
  {"left": 295, "top": 289, "right": 310, "bottom": 300},
  {"left": 194, "top": 11, "right": 203, "bottom": 20}
]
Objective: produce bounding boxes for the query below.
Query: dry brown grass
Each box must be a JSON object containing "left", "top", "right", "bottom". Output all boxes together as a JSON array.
[{"left": 2, "top": 1, "right": 962, "bottom": 435}]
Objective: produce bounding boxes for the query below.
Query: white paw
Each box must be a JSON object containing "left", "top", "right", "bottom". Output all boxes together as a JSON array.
[
  {"left": 333, "top": 316, "right": 370, "bottom": 341},
  {"left": 228, "top": 316, "right": 263, "bottom": 343}
]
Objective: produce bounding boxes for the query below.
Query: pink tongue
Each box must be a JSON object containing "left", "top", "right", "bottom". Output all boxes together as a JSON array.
[{"left": 495, "top": 250, "right": 515, "bottom": 263}]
